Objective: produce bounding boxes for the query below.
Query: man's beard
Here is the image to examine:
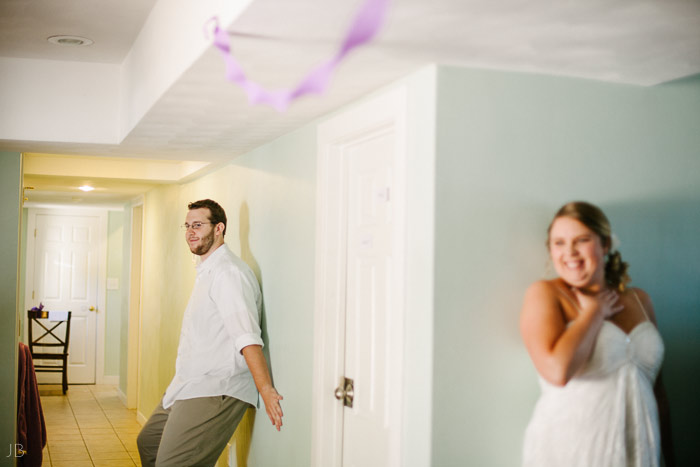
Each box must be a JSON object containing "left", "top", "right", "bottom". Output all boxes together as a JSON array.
[{"left": 189, "top": 228, "right": 215, "bottom": 256}]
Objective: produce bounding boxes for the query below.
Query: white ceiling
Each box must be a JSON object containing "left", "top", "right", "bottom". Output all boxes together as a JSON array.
[
  {"left": 1, "top": 0, "right": 699, "bottom": 204},
  {"left": 0, "top": 0, "right": 158, "bottom": 63}
]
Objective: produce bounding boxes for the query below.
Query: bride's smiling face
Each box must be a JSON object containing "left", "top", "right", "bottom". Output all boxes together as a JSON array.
[{"left": 548, "top": 216, "right": 608, "bottom": 290}]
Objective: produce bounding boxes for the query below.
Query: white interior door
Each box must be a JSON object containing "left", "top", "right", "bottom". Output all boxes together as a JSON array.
[
  {"left": 342, "top": 130, "right": 395, "bottom": 467},
  {"left": 30, "top": 212, "right": 100, "bottom": 384},
  {"left": 312, "top": 86, "right": 406, "bottom": 467}
]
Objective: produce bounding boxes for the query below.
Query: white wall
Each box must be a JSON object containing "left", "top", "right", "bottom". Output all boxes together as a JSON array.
[
  {"left": 399, "top": 66, "right": 438, "bottom": 467},
  {"left": 0, "top": 0, "right": 251, "bottom": 146},
  {"left": 0, "top": 58, "right": 120, "bottom": 143}
]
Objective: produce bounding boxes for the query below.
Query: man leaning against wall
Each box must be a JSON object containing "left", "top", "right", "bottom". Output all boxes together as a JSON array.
[{"left": 137, "top": 199, "right": 283, "bottom": 467}]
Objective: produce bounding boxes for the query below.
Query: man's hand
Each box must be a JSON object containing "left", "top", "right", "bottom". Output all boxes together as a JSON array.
[
  {"left": 241, "top": 345, "right": 284, "bottom": 431},
  {"left": 260, "top": 386, "right": 284, "bottom": 431}
]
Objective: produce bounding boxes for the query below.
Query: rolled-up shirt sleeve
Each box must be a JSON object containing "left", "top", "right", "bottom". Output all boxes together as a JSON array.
[{"left": 210, "top": 266, "right": 263, "bottom": 354}]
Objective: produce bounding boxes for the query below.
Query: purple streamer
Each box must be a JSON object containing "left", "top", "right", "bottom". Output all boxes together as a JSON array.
[{"left": 208, "top": 0, "right": 390, "bottom": 111}]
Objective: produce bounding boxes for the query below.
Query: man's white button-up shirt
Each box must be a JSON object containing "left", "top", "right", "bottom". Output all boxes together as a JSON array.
[{"left": 162, "top": 244, "right": 263, "bottom": 409}]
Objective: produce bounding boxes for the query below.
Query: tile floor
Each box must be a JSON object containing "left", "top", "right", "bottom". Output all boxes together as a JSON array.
[{"left": 40, "top": 384, "right": 142, "bottom": 467}]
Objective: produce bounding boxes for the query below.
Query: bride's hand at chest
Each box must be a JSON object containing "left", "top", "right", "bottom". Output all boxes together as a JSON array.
[{"left": 570, "top": 287, "right": 624, "bottom": 321}]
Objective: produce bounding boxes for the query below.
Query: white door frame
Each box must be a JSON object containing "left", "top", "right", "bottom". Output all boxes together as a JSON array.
[
  {"left": 24, "top": 206, "right": 109, "bottom": 384},
  {"left": 311, "top": 85, "right": 407, "bottom": 467}
]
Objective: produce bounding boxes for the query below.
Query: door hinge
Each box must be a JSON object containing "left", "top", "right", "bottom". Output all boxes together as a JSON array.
[
  {"left": 34, "top": 228, "right": 37, "bottom": 238},
  {"left": 32, "top": 291, "right": 35, "bottom": 299},
  {"left": 334, "top": 377, "right": 354, "bottom": 408}
]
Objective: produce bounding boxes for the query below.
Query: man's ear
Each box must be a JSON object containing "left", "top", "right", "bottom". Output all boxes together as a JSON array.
[{"left": 215, "top": 222, "right": 225, "bottom": 236}]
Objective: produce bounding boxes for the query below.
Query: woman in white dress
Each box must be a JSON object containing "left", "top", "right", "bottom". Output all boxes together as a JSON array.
[{"left": 520, "top": 201, "right": 674, "bottom": 467}]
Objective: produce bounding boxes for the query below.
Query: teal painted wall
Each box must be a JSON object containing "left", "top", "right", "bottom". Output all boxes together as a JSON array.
[
  {"left": 0, "top": 152, "right": 22, "bottom": 466},
  {"left": 18, "top": 208, "right": 28, "bottom": 345},
  {"left": 432, "top": 68, "right": 700, "bottom": 466},
  {"left": 605, "top": 77, "right": 700, "bottom": 467},
  {"left": 225, "top": 128, "right": 318, "bottom": 467},
  {"left": 105, "top": 210, "right": 124, "bottom": 377}
]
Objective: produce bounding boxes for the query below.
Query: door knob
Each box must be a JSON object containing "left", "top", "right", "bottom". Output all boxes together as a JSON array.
[
  {"left": 334, "top": 377, "right": 354, "bottom": 408},
  {"left": 89, "top": 306, "right": 96, "bottom": 311}
]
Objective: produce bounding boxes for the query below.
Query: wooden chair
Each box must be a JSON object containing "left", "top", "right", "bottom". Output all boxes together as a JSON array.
[{"left": 27, "top": 310, "right": 72, "bottom": 394}]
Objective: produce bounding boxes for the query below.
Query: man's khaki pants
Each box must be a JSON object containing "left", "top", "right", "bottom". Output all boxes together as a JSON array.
[{"left": 137, "top": 396, "right": 252, "bottom": 467}]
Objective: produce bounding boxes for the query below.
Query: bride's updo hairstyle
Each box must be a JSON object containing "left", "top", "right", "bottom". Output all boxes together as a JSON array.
[{"left": 547, "top": 201, "right": 630, "bottom": 292}]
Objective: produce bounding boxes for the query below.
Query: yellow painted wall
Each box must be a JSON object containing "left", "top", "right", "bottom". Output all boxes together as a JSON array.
[{"left": 140, "top": 184, "right": 191, "bottom": 413}]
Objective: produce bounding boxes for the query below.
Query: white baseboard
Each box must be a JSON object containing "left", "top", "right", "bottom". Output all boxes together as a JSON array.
[
  {"left": 117, "top": 387, "right": 128, "bottom": 406},
  {"left": 136, "top": 410, "right": 148, "bottom": 426}
]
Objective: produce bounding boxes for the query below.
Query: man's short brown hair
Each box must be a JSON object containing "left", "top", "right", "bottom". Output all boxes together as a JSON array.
[{"left": 188, "top": 199, "right": 227, "bottom": 237}]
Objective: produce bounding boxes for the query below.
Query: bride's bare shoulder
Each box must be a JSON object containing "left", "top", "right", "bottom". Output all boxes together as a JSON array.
[
  {"left": 525, "top": 279, "right": 563, "bottom": 298},
  {"left": 625, "top": 287, "right": 658, "bottom": 323}
]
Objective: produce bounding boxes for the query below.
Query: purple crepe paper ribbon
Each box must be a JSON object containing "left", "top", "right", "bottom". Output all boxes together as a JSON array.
[{"left": 207, "top": 0, "right": 390, "bottom": 111}]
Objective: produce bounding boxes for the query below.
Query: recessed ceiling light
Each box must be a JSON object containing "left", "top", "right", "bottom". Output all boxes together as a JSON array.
[
  {"left": 78, "top": 185, "right": 95, "bottom": 192},
  {"left": 48, "top": 35, "right": 94, "bottom": 47}
]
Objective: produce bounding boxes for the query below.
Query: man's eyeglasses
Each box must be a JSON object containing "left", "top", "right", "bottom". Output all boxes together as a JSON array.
[{"left": 180, "top": 222, "right": 211, "bottom": 231}]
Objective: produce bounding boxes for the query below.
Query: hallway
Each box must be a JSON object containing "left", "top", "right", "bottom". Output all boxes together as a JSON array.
[{"left": 40, "top": 385, "right": 142, "bottom": 466}]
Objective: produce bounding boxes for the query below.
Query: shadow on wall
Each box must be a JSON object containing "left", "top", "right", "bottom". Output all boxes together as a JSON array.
[
  {"left": 606, "top": 196, "right": 700, "bottom": 466},
  {"left": 232, "top": 200, "right": 274, "bottom": 466},
  {"left": 238, "top": 201, "right": 274, "bottom": 380}
]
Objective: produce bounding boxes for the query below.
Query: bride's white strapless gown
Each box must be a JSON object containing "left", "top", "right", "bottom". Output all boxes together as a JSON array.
[{"left": 523, "top": 318, "right": 664, "bottom": 467}]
